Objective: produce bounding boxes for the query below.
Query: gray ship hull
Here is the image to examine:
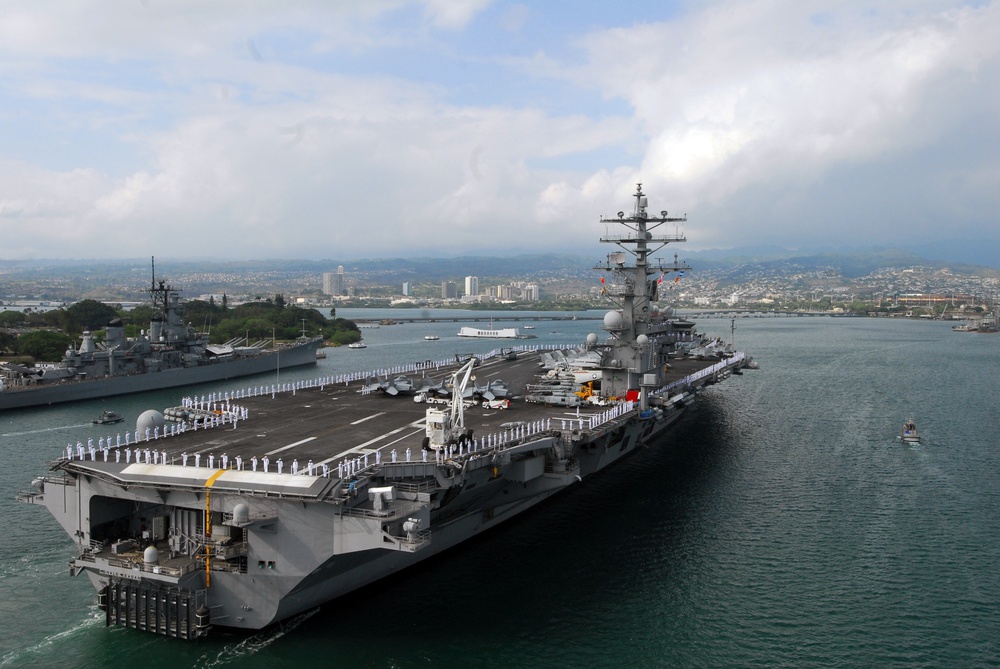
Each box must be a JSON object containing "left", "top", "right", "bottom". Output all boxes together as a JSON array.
[
  {"left": 20, "top": 348, "right": 743, "bottom": 637},
  {"left": 0, "top": 338, "right": 322, "bottom": 410},
  {"left": 249, "top": 407, "right": 682, "bottom": 628}
]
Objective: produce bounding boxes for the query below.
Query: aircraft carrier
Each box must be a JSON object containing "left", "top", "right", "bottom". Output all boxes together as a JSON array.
[{"left": 19, "top": 185, "right": 753, "bottom": 639}]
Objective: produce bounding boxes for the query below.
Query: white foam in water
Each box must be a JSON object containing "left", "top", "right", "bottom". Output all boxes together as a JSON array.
[
  {"left": 0, "top": 609, "right": 103, "bottom": 668},
  {"left": 197, "top": 607, "right": 321, "bottom": 668}
]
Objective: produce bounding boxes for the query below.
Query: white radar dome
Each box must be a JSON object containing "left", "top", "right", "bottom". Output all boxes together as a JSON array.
[
  {"left": 136, "top": 410, "right": 166, "bottom": 434},
  {"left": 233, "top": 503, "right": 250, "bottom": 525},
  {"left": 603, "top": 310, "right": 624, "bottom": 330},
  {"left": 636, "top": 334, "right": 649, "bottom": 347},
  {"left": 586, "top": 333, "right": 599, "bottom": 345},
  {"left": 143, "top": 546, "right": 159, "bottom": 565}
]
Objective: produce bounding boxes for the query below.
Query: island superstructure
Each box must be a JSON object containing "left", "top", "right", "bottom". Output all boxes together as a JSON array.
[{"left": 20, "top": 185, "right": 752, "bottom": 639}]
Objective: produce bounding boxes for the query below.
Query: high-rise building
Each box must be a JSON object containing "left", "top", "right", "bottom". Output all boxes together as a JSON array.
[
  {"left": 402, "top": 282, "right": 412, "bottom": 296},
  {"left": 323, "top": 266, "right": 346, "bottom": 296},
  {"left": 441, "top": 281, "right": 458, "bottom": 299},
  {"left": 464, "top": 276, "right": 479, "bottom": 297}
]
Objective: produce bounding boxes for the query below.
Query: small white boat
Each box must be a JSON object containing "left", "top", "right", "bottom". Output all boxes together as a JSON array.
[
  {"left": 347, "top": 342, "right": 367, "bottom": 349},
  {"left": 424, "top": 335, "right": 440, "bottom": 341},
  {"left": 899, "top": 418, "right": 920, "bottom": 444}
]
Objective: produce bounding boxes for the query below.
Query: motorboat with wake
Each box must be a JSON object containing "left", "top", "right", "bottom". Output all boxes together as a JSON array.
[
  {"left": 93, "top": 410, "right": 124, "bottom": 425},
  {"left": 899, "top": 418, "right": 921, "bottom": 444}
]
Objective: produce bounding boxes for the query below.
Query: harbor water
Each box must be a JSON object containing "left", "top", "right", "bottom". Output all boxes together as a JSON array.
[{"left": 1, "top": 312, "right": 998, "bottom": 668}]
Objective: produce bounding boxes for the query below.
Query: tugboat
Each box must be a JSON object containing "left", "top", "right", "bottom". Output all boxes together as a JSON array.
[
  {"left": 93, "top": 410, "right": 124, "bottom": 425},
  {"left": 900, "top": 418, "right": 921, "bottom": 444}
]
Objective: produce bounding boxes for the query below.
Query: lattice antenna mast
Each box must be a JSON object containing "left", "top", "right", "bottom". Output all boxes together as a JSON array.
[{"left": 595, "top": 184, "right": 690, "bottom": 336}]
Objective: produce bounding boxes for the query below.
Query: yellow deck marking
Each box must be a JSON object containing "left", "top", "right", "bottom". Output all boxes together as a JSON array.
[{"left": 204, "top": 468, "right": 226, "bottom": 587}]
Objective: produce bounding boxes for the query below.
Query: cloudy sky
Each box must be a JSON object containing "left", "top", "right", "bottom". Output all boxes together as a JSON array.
[{"left": 1, "top": 0, "right": 997, "bottom": 262}]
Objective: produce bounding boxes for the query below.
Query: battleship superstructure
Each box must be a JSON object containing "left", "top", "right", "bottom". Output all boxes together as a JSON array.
[
  {"left": 20, "top": 185, "right": 752, "bottom": 639},
  {"left": 0, "top": 265, "right": 322, "bottom": 410}
]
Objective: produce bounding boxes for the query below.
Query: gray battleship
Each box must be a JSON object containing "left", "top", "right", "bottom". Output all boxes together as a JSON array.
[
  {"left": 0, "top": 268, "right": 322, "bottom": 410},
  {"left": 19, "top": 185, "right": 753, "bottom": 639}
]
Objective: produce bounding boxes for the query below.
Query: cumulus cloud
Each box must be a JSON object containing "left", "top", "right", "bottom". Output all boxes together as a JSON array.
[
  {"left": 0, "top": 1, "right": 997, "bottom": 260},
  {"left": 564, "top": 1, "right": 1000, "bottom": 248}
]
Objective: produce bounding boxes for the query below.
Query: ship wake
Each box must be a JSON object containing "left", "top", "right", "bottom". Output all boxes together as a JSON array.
[
  {"left": 195, "top": 607, "right": 321, "bottom": 668},
  {"left": 0, "top": 609, "right": 103, "bottom": 668}
]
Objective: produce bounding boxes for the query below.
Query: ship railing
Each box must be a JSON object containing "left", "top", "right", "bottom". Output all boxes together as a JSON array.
[
  {"left": 402, "top": 528, "right": 432, "bottom": 545},
  {"left": 210, "top": 485, "right": 330, "bottom": 502},
  {"left": 549, "top": 402, "right": 638, "bottom": 436},
  {"left": 98, "top": 554, "right": 198, "bottom": 578},
  {"left": 330, "top": 470, "right": 378, "bottom": 503},
  {"left": 381, "top": 526, "right": 432, "bottom": 551},
  {"left": 15, "top": 488, "right": 45, "bottom": 504},
  {"left": 222, "top": 510, "right": 277, "bottom": 526},
  {"left": 343, "top": 505, "right": 401, "bottom": 520},
  {"left": 393, "top": 478, "right": 437, "bottom": 494},
  {"left": 651, "top": 352, "right": 745, "bottom": 396},
  {"left": 186, "top": 533, "right": 248, "bottom": 560},
  {"left": 208, "top": 540, "right": 248, "bottom": 561},
  {"left": 193, "top": 555, "right": 244, "bottom": 575},
  {"left": 167, "top": 529, "right": 201, "bottom": 558}
]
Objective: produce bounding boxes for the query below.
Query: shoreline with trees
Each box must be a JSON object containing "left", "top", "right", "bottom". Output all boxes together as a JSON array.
[{"left": 0, "top": 295, "right": 360, "bottom": 363}]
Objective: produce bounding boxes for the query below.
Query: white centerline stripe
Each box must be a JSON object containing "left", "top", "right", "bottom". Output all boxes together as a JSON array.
[
  {"left": 265, "top": 436, "right": 317, "bottom": 456},
  {"left": 383, "top": 428, "right": 425, "bottom": 450},
  {"left": 318, "top": 419, "right": 425, "bottom": 466},
  {"left": 351, "top": 412, "right": 386, "bottom": 425}
]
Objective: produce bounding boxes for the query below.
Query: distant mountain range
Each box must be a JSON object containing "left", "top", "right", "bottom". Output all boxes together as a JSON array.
[
  {"left": 339, "top": 246, "right": 995, "bottom": 281},
  {"left": 683, "top": 247, "right": 1000, "bottom": 278},
  {"left": 1, "top": 246, "right": 997, "bottom": 295}
]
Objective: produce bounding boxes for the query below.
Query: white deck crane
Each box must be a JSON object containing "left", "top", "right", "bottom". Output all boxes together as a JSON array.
[{"left": 423, "top": 357, "right": 477, "bottom": 451}]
